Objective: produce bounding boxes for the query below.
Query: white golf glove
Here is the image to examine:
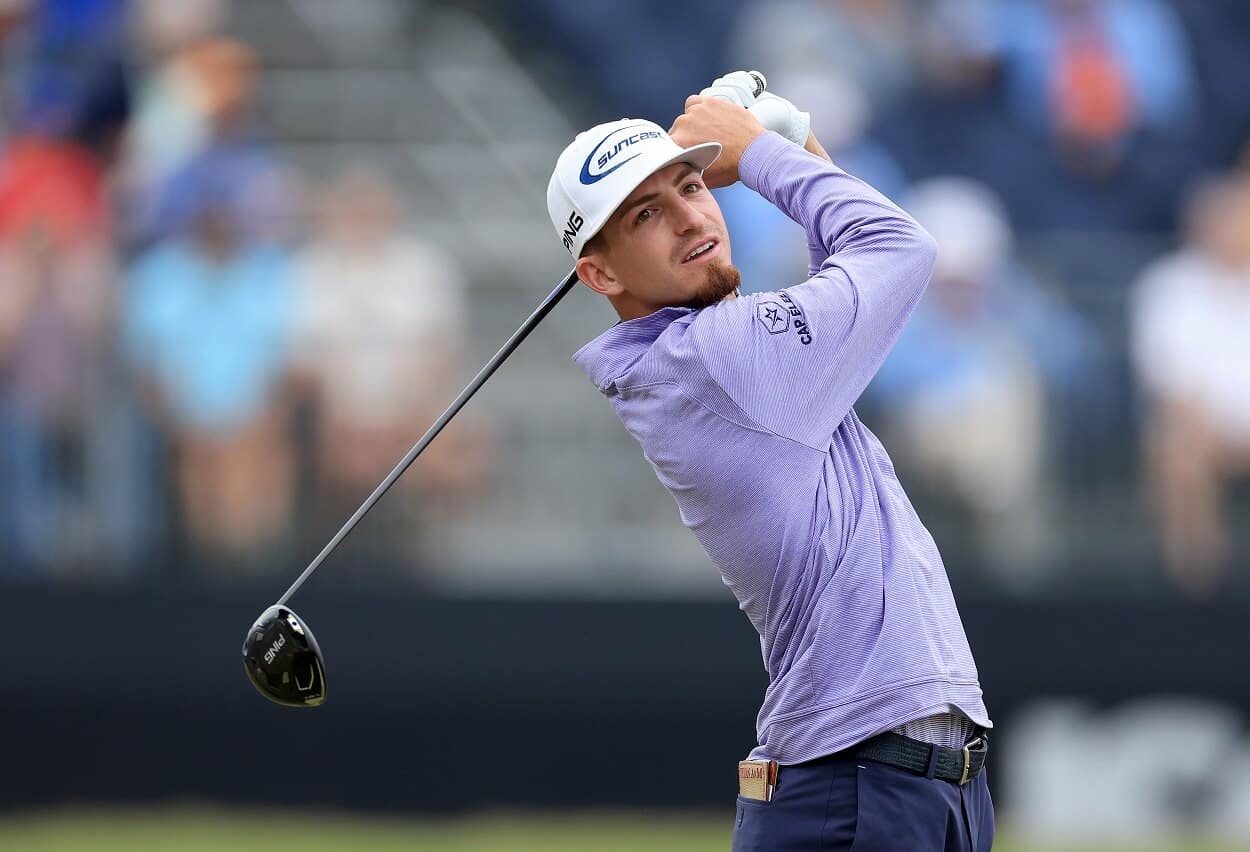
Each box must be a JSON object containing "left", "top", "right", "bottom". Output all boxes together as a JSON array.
[
  {"left": 699, "top": 70, "right": 811, "bottom": 148},
  {"left": 699, "top": 70, "right": 765, "bottom": 108},
  {"left": 750, "top": 92, "right": 811, "bottom": 148}
]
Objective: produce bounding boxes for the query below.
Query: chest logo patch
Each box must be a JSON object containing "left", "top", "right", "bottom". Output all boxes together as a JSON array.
[{"left": 756, "top": 301, "right": 790, "bottom": 334}]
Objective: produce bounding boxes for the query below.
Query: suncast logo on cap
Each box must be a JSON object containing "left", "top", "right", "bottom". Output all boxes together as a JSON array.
[{"left": 579, "top": 123, "right": 664, "bottom": 185}]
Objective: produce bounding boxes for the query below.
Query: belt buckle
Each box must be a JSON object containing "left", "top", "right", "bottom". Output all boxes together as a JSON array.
[{"left": 958, "top": 736, "right": 983, "bottom": 785}]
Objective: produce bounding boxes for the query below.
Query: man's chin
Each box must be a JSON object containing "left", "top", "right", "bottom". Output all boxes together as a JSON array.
[{"left": 681, "top": 260, "right": 742, "bottom": 310}]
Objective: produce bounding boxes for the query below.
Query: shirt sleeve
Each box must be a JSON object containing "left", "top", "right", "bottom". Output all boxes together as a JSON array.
[
  {"left": 690, "top": 132, "right": 937, "bottom": 449},
  {"left": 1130, "top": 255, "right": 1204, "bottom": 402}
]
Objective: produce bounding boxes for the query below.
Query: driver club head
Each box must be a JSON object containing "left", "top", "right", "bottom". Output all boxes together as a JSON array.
[{"left": 242, "top": 604, "right": 326, "bottom": 707}]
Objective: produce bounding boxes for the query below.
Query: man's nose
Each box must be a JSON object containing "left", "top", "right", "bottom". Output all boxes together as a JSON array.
[{"left": 671, "top": 197, "right": 702, "bottom": 233}]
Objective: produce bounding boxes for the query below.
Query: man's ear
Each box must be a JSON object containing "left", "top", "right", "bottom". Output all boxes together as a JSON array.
[{"left": 576, "top": 251, "right": 623, "bottom": 297}]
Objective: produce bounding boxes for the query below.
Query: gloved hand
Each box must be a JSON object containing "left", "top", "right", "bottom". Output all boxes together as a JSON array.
[
  {"left": 750, "top": 92, "right": 811, "bottom": 148},
  {"left": 699, "top": 70, "right": 811, "bottom": 148},
  {"left": 699, "top": 70, "right": 766, "bottom": 108}
]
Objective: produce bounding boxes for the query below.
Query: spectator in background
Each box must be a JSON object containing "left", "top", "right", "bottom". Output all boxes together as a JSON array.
[
  {"left": 123, "top": 153, "right": 296, "bottom": 572},
  {"left": 997, "top": 0, "right": 1197, "bottom": 166},
  {"left": 513, "top": 0, "right": 732, "bottom": 121},
  {"left": 120, "top": 0, "right": 228, "bottom": 210},
  {"left": 123, "top": 36, "right": 297, "bottom": 250},
  {"left": 0, "top": 139, "right": 144, "bottom": 577},
  {"left": 989, "top": 0, "right": 1200, "bottom": 230},
  {"left": 911, "top": 0, "right": 1001, "bottom": 94},
  {"left": 887, "top": 0, "right": 1203, "bottom": 232},
  {"left": 291, "top": 166, "right": 492, "bottom": 573},
  {"left": 0, "top": 0, "right": 150, "bottom": 579},
  {"left": 728, "top": 0, "right": 913, "bottom": 113},
  {"left": 1131, "top": 174, "right": 1250, "bottom": 596},
  {"left": 869, "top": 179, "right": 1089, "bottom": 587},
  {"left": 3, "top": 0, "right": 131, "bottom": 161},
  {"left": 717, "top": 70, "right": 906, "bottom": 294}
]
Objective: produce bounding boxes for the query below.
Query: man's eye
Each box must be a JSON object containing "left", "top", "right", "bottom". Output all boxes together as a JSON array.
[
  {"left": 683, "top": 182, "right": 701, "bottom": 194},
  {"left": 635, "top": 208, "right": 653, "bottom": 225}
]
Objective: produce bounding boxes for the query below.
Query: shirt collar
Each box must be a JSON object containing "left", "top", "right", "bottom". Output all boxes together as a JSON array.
[{"left": 572, "top": 306, "right": 693, "bottom": 393}]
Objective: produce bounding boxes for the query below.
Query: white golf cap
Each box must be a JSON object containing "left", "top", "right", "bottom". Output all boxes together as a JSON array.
[{"left": 547, "top": 118, "right": 721, "bottom": 257}]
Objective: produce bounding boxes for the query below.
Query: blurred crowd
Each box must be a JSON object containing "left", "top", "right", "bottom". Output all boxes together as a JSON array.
[
  {"left": 2, "top": 0, "right": 1249, "bottom": 598},
  {"left": 518, "top": 0, "right": 1250, "bottom": 597},
  {"left": 0, "top": 0, "right": 490, "bottom": 583}
]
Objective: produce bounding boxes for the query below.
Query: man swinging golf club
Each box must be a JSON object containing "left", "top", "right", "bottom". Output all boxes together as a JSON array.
[{"left": 549, "top": 72, "right": 995, "bottom": 851}]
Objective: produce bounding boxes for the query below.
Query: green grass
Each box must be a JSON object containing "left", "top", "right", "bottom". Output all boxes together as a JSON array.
[
  {"left": 0, "top": 810, "right": 726, "bottom": 852},
  {"left": 0, "top": 808, "right": 1245, "bottom": 851}
]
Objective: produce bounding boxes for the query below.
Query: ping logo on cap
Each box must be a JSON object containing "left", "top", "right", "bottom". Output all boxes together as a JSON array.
[
  {"left": 561, "top": 211, "right": 584, "bottom": 253},
  {"left": 579, "top": 123, "right": 665, "bottom": 185}
]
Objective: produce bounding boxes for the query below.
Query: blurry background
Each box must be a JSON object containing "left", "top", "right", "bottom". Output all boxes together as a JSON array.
[{"left": 1, "top": 0, "right": 1249, "bottom": 849}]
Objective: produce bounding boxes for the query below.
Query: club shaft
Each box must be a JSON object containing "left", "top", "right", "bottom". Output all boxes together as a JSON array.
[{"left": 276, "top": 268, "right": 580, "bottom": 606}]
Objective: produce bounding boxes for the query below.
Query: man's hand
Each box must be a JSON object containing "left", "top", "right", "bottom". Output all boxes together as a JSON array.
[
  {"left": 669, "top": 96, "right": 767, "bottom": 189},
  {"left": 692, "top": 70, "right": 829, "bottom": 166},
  {"left": 700, "top": 70, "right": 810, "bottom": 149}
]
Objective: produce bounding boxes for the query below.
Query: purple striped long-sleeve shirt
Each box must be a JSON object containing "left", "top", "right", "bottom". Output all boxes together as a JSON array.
[{"left": 573, "top": 131, "right": 991, "bottom": 764}]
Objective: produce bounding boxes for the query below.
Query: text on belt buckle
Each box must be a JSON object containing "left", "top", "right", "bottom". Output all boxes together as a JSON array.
[{"left": 738, "top": 759, "right": 779, "bottom": 802}]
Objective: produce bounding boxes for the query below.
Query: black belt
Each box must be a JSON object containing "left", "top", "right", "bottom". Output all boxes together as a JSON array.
[{"left": 852, "top": 729, "right": 988, "bottom": 785}]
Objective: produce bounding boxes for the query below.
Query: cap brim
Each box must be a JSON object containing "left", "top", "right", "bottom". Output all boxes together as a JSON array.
[{"left": 578, "top": 141, "right": 722, "bottom": 254}]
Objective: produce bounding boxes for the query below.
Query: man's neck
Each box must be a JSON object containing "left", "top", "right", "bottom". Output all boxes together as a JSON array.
[{"left": 610, "top": 291, "right": 738, "bottom": 323}]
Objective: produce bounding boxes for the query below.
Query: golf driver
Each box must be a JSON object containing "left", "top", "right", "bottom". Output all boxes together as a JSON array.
[
  {"left": 242, "top": 69, "right": 769, "bottom": 706},
  {"left": 243, "top": 268, "right": 580, "bottom": 707}
]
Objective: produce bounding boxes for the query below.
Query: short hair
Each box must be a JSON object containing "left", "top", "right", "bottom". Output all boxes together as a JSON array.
[{"left": 580, "top": 228, "right": 610, "bottom": 258}]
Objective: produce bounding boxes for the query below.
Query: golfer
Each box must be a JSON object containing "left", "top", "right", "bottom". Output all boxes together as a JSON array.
[{"left": 547, "top": 77, "right": 994, "bottom": 851}]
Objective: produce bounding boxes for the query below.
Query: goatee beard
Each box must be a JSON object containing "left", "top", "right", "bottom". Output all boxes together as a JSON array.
[{"left": 681, "top": 260, "right": 742, "bottom": 310}]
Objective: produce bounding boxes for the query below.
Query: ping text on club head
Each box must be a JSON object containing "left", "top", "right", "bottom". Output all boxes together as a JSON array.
[{"left": 263, "top": 633, "right": 286, "bottom": 665}]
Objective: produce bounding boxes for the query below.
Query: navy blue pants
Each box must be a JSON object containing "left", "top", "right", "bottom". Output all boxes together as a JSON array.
[{"left": 732, "top": 754, "right": 995, "bottom": 851}]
